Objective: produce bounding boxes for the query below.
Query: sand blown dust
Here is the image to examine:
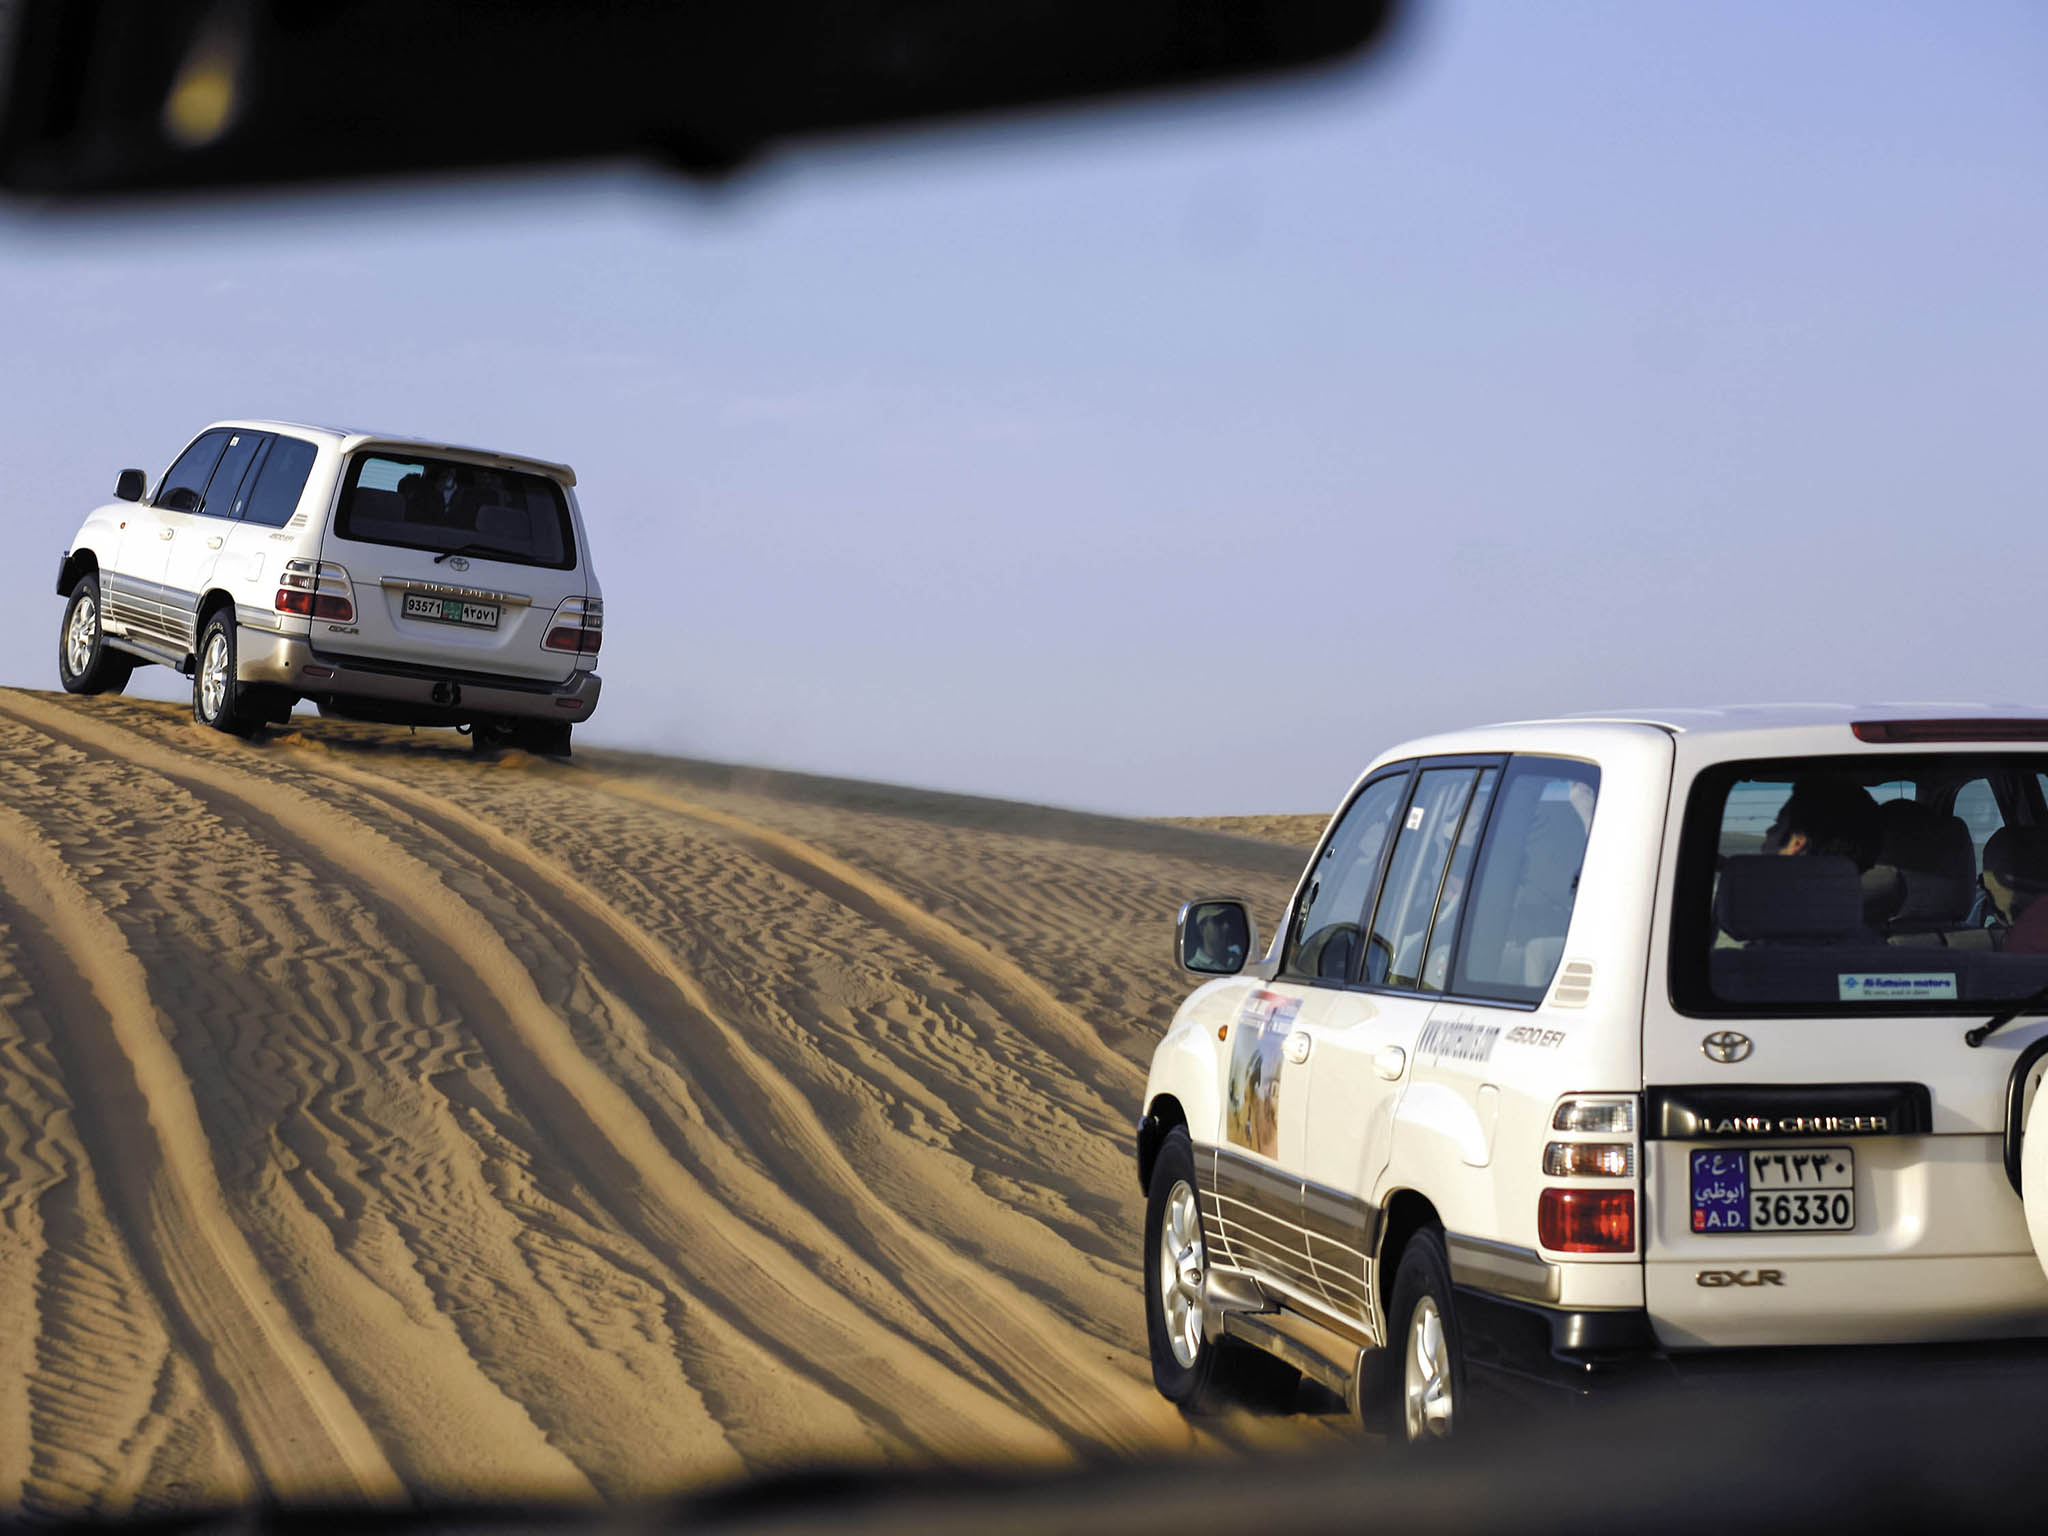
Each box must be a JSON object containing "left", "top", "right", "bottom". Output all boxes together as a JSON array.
[{"left": 0, "top": 690, "right": 1326, "bottom": 1516}]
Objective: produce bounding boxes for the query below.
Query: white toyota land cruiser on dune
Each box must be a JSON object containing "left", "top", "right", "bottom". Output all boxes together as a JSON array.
[
  {"left": 56, "top": 420, "right": 603, "bottom": 755},
  {"left": 1139, "top": 707, "right": 2048, "bottom": 1441}
]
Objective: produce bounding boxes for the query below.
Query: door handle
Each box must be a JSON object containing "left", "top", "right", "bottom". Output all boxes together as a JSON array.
[
  {"left": 1374, "top": 1045, "right": 1407, "bottom": 1081},
  {"left": 206, "top": 537, "right": 223, "bottom": 549},
  {"left": 1284, "top": 1031, "right": 1312, "bottom": 1065},
  {"left": 159, "top": 527, "right": 175, "bottom": 540}
]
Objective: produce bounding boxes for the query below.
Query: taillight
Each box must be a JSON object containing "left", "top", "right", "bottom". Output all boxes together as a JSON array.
[
  {"left": 1552, "top": 1097, "right": 1635, "bottom": 1135},
  {"left": 276, "top": 559, "right": 355, "bottom": 623},
  {"left": 1543, "top": 1142, "right": 1634, "bottom": 1178},
  {"left": 543, "top": 595, "right": 603, "bottom": 656},
  {"left": 1538, "top": 1188, "right": 1635, "bottom": 1252}
]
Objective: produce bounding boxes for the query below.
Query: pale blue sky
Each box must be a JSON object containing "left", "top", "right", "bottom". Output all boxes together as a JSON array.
[{"left": 3, "top": 2, "right": 2043, "bottom": 814}]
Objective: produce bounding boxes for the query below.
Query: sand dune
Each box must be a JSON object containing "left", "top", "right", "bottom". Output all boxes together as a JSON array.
[{"left": 0, "top": 690, "right": 1327, "bottom": 1516}]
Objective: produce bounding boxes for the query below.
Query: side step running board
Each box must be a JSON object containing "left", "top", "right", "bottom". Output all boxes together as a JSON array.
[
  {"left": 1223, "top": 1308, "right": 1372, "bottom": 1412},
  {"left": 107, "top": 635, "right": 195, "bottom": 674}
]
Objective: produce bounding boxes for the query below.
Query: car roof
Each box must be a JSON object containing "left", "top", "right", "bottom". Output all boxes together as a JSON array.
[
  {"left": 205, "top": 419, "right": 577, "bottom": 486},
  {"left": 1364, "top": 703, "right": 2048, "bottom": 774},
  {"left": 1499, "top": 703, "right": 2048, "bottom": 736}
]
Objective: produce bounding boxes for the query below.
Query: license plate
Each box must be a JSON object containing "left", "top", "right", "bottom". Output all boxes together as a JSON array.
[
  {"left": 1690, "top": 1146, "right": 1855, "bottom": 1234},
  {"left": 404, "top": 592, "right": 499, "bottom": 629}
]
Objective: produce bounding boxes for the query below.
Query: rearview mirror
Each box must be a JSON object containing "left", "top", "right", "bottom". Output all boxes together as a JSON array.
[
  {"left": 0, "top": 0, "right": 1400, "bottom": 198},
  {"left": 1177, "top": 897, "right": 1256, "bottom": 976},
  {"left": 114, "top": 468, "right": 146, "bottom": 501}
]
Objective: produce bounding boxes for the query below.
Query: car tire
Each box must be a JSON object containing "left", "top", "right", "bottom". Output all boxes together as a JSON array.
[
  {"left": 1144, "top": 1127, "right": 1299, "bottom": 1413},
  {"left": 1384, "top": 1225, "right": 1465, "bottom": 1443},
  {"left": 192, "top": 609, "right": 258, "bottom": 737},
  {"left": 57, "top": 573, "right": 134, "bottom": 696},
  {"left": 512, "top": 720, "right": 572, "bottom": 758}
]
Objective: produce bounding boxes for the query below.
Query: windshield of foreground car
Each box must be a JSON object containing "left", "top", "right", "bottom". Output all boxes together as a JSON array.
[
  {"left": 1673, "top": 754, "right": 2048, "bottom": 1015},
  {"left": 335, "top": 452, "right": 577, "bottom": 570}
]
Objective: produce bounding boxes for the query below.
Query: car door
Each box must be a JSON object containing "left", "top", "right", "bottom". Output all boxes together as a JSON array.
[
  {"left": 314, "top": 447, "right": 584, "bottom": 683},
  {"left": 159, "top": 428, "right": 266, "bottom": 652},
  {"left": 109, "top": 429, "right": 229, "bottom": 646},
  {"left": 1647, "top": 749, "right": 2048, "bottom": 1348},
  {"left": 1286, "top": 760, "right": 1499, "bottom": 1338},
  {"left": 1212, "top": 765, "right": 1410, "bottom": 1322}
]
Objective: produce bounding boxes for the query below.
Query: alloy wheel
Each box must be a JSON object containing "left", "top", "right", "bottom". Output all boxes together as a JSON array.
[
  {"left": 199, "top": 631, "right": 230, "bottom": 721},
  {"left": 65, "top": 594, "right": 97, "bottom": 678},
  {"left": 1158, "top": 1179, "right": 1206, "bottom": 1368},
  {"left": 1403, "top": 1294, "right": 1454, "bottom": 1440}
]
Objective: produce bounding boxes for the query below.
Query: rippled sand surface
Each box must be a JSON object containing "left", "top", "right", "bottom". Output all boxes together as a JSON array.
[{"left": 0, "top": 691, "right": 1327, "bottom": 1516}]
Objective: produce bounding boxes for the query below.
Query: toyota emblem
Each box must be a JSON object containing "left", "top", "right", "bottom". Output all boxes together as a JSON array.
[
  {"left": 446, "top": 556, "right": 470, "bottom": 571},
  {"left": 1701, "top": 1030, "right": 1753, "bottom": 1064}
]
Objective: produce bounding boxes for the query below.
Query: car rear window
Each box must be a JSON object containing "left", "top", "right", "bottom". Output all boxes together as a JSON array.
[
  {"left": 1673, "top": 754, "right": 2048, "bottom": 1015},
  {"left": 334, "top": 452, "right": 576, "bottom": 569}
]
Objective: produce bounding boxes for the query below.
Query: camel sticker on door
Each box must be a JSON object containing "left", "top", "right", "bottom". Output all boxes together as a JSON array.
[{"left": 1225, "top": 990, "right": 1299, "bottom": 1157}]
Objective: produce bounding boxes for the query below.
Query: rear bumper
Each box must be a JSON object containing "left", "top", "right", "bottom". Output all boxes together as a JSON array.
[
  {"left": 1457, "top": 1288, "right": 1672, "bottom": 1397},
  {"left": 236, "top": 627, "right": 601, "bottom": 724},
  {"left": 1458, "top": 1287, "right": 2048, "bottom": 1401}
]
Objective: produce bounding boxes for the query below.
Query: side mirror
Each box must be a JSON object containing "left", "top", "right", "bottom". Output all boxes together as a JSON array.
[
  {"left": 1177, "top": 897, "right": 1257, "bottom": 977},
  {"left": 114, "top": 468, "right": 146, "bottom": 501},
  {"left": 157, "top": 486, "right": 201, "bottom": 513}
]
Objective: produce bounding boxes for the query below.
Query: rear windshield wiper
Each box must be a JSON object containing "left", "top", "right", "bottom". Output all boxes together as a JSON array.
[
  {"left": 432, "top": 542, "right": 516, "bottom": 565},
  {"left": 1965, "top": 979, "right": 2048, "bottom": 1047}
]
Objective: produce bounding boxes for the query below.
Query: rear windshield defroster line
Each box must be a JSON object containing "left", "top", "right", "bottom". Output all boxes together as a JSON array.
[{"left": 334, "top": 451, "right": 577, "bottom": 571}]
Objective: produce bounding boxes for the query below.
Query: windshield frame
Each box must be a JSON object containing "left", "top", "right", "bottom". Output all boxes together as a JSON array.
[{"left": 1671, "top": 751, "right": 2048, "bottom": 1019}]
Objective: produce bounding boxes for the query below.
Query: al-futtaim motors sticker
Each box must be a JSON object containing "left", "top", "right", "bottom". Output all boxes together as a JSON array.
[{"left": 1837, "top": 973, "right": 1957, "bottom": 1003}]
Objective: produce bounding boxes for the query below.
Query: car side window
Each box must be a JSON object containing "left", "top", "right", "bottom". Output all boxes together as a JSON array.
[
  {"left": 1280, "top": 769, "right": 1410, "bottom": 984},
  {"left": 1450, "top": 758, "right": 1600, "bottom": 1005},
  {"left": 1420, "top": 766, "right": 1500, "bottom": 991},
  {"left": 199, "top": 431, "right": 266, "bottom": 520},
  {"left": 240, "top": 436, "right": 319, "bottom": 528},
  {"left": 1361, "top": 767, "right": 1480, "bottom": 989},
  {"left": 154, "top": 430, "right": 230, "bottom": 511}
]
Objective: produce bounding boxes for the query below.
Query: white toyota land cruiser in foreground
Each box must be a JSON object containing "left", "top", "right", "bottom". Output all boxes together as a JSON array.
[
  {"left": 56, "top": 420, "right": 603, "bottom": 755},
  {"left": 1140, "top": 707, "right": 2048, "bottom": 1440}
]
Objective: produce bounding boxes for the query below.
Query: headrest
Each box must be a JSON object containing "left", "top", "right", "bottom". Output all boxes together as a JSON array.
[
  {"left": 475, "top": 503, "right": 531, "bottom": 544},
  {"left": 1873, "top": 802, "right": 1977, "bottom": 925},
  {"left": 351, "top": 487, "right": 405, "bottom": 523},
  {"left": 1717, "top": 855, "right": 1865, "bottom": 943}
]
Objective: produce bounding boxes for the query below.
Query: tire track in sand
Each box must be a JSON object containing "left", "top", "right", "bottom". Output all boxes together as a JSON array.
[
  {"left": 573, "top": 772, "right": 1146, "bottom": 1115},
  {"left": 277, "top": 749, "right": 1176, "bottom": 1453},
  {"left": 0, "top": 799, "right": 401, "bottom": 1505},
  {"left": 0, "top": 692, "right": 1060, "bottom": 1462}
]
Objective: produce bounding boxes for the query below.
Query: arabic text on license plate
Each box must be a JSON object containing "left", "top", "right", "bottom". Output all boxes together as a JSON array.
[
  {"left": 1690, "top": 1146, "right": 1854, "bottom": 1234},
  {"left": 405, "top": 593, "right": 499, "bottom": 628}
]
